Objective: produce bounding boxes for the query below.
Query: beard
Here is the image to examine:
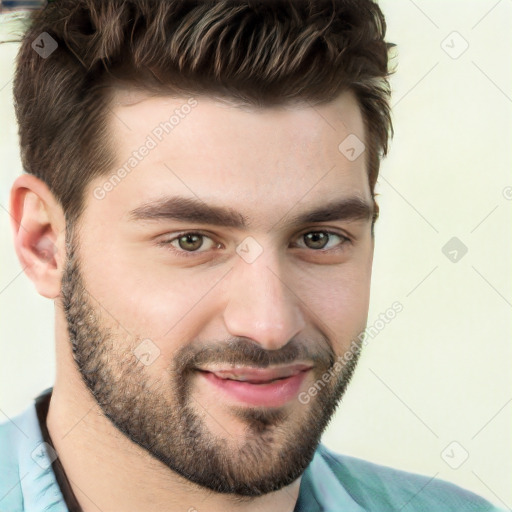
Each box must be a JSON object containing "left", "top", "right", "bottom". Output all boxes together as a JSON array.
[{"left": 60, "top": 230, "right": 363, "bottom": 497}]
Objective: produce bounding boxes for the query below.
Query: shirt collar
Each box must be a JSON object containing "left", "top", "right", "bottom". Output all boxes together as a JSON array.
[
  {"left": 295, "top": 444, "right": 366, "bottom": 512},
  {"left": 15, "top": 400, "right": 68, "bottom": 512}
]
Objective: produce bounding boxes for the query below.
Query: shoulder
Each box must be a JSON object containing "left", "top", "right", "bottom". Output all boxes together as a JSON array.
[
  {"left": 0, "top": 391, "right": 65, "bottom": 512},
  {"left": 313, "top": 444, "right": 504, "bottom": 512},
  {"left": 0, "top": 404, "right": 34, "bottom": 512}
]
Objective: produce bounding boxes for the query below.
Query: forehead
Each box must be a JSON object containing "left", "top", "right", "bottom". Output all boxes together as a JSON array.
[{"left": 87, "top": 88, "right": 370, "bottom": 227}]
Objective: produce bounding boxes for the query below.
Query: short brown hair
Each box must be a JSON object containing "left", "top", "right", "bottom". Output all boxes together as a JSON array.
[{"left": 14, "top": 0, "right": 393, "bottom": 226}]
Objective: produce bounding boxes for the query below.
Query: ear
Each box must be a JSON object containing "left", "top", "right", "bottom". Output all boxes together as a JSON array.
[{"left": 10, "top": 174, "right": 67, "bottom": 299}]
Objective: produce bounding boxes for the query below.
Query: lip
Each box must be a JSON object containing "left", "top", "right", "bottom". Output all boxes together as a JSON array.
[{"left": 196, "top": 365, "right": 312, "bottom": 407}]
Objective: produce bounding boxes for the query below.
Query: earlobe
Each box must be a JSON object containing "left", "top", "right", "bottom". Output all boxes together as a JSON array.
[{"left": 10, "top": 174, "right": 66, "bottom": 299}]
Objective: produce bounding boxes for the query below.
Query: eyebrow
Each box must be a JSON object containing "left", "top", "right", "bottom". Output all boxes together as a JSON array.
[{"left": 127, "top": 195, "right": 374, "bottom": 229}]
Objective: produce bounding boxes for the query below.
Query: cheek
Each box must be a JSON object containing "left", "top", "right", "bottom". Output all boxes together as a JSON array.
[
  {"left": 296, "top": 262, "right": 372, "bottom": 351},
  {"left": 80, "top": 250, "right": 223, "bottom": 355}
]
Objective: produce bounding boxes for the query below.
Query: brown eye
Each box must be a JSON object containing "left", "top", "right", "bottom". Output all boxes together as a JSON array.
[
  {"left": 159, "top": 232, "right": 218, "bottom": 255},
  {"left": 303, "top": 232, "right": 329, "bottom": 249},
  {"left": 294, "top": 231, "right": 350, "bottom": 251},
  {"left": 177, "top": 233, "right": 204, "bottom": 251}
]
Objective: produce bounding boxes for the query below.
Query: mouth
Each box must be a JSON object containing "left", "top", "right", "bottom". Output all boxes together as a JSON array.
[{"left": 195, "top": 364, "right": 312, "bottom": 407}]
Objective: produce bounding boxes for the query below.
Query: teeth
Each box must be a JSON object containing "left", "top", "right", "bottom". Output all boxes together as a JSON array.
[
  {"left": 218, "top": 373, "right": 250, "bottom": 381},
  {"left": 215, "top": 373, "right": 284, "bottom": 383}
]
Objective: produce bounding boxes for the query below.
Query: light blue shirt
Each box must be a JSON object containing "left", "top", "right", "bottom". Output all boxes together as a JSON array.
[{"left": 0, "top": 394, "right": 505, "bottom": 512}]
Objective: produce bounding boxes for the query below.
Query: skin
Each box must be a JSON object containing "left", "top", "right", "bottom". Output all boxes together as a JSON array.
[{"left": 10, "top": 89, "right": 375, "bottom": 512}]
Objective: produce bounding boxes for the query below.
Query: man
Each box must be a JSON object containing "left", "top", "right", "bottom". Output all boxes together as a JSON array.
[{"left": 0, "top": 1, "right": 505, "bottom": 511}]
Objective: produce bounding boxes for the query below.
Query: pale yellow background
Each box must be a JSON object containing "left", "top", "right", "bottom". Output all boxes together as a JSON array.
[{"left": 1, "top": 2, "right": 510, "bottom": 508}]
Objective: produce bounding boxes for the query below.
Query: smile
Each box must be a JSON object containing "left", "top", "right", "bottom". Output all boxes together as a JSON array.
[{"left": 195, "top": 365, "right": 312, "bottom": 407}]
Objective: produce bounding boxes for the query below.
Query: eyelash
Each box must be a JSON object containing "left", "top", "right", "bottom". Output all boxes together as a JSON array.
[{"left": 156, "top": 230, "right": 352, "bottom": 259}]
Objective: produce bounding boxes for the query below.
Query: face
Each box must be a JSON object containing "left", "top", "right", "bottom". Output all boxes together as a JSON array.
[{"left": 61, "top": 90, "right": 374, "bottom": 496}]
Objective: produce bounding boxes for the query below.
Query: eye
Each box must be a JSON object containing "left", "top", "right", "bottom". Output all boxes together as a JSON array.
[
  {"left": 294, "top": 231, "right": 350, "bottom": 251},
  {"left": 158, "top": 232, "right": 220, "bottom": 256},
  {"left": 157, "top": 229, "right": 351, "bottom": 259}
]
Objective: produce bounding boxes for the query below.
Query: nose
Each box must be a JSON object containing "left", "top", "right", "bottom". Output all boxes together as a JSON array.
[{"left": 223, "top": 249, "right": 306, "bottom": 351}]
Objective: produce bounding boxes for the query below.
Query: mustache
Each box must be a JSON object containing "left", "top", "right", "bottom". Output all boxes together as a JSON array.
[{"left": 171, "top": 336, "right": 336, "bottom": 373}]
